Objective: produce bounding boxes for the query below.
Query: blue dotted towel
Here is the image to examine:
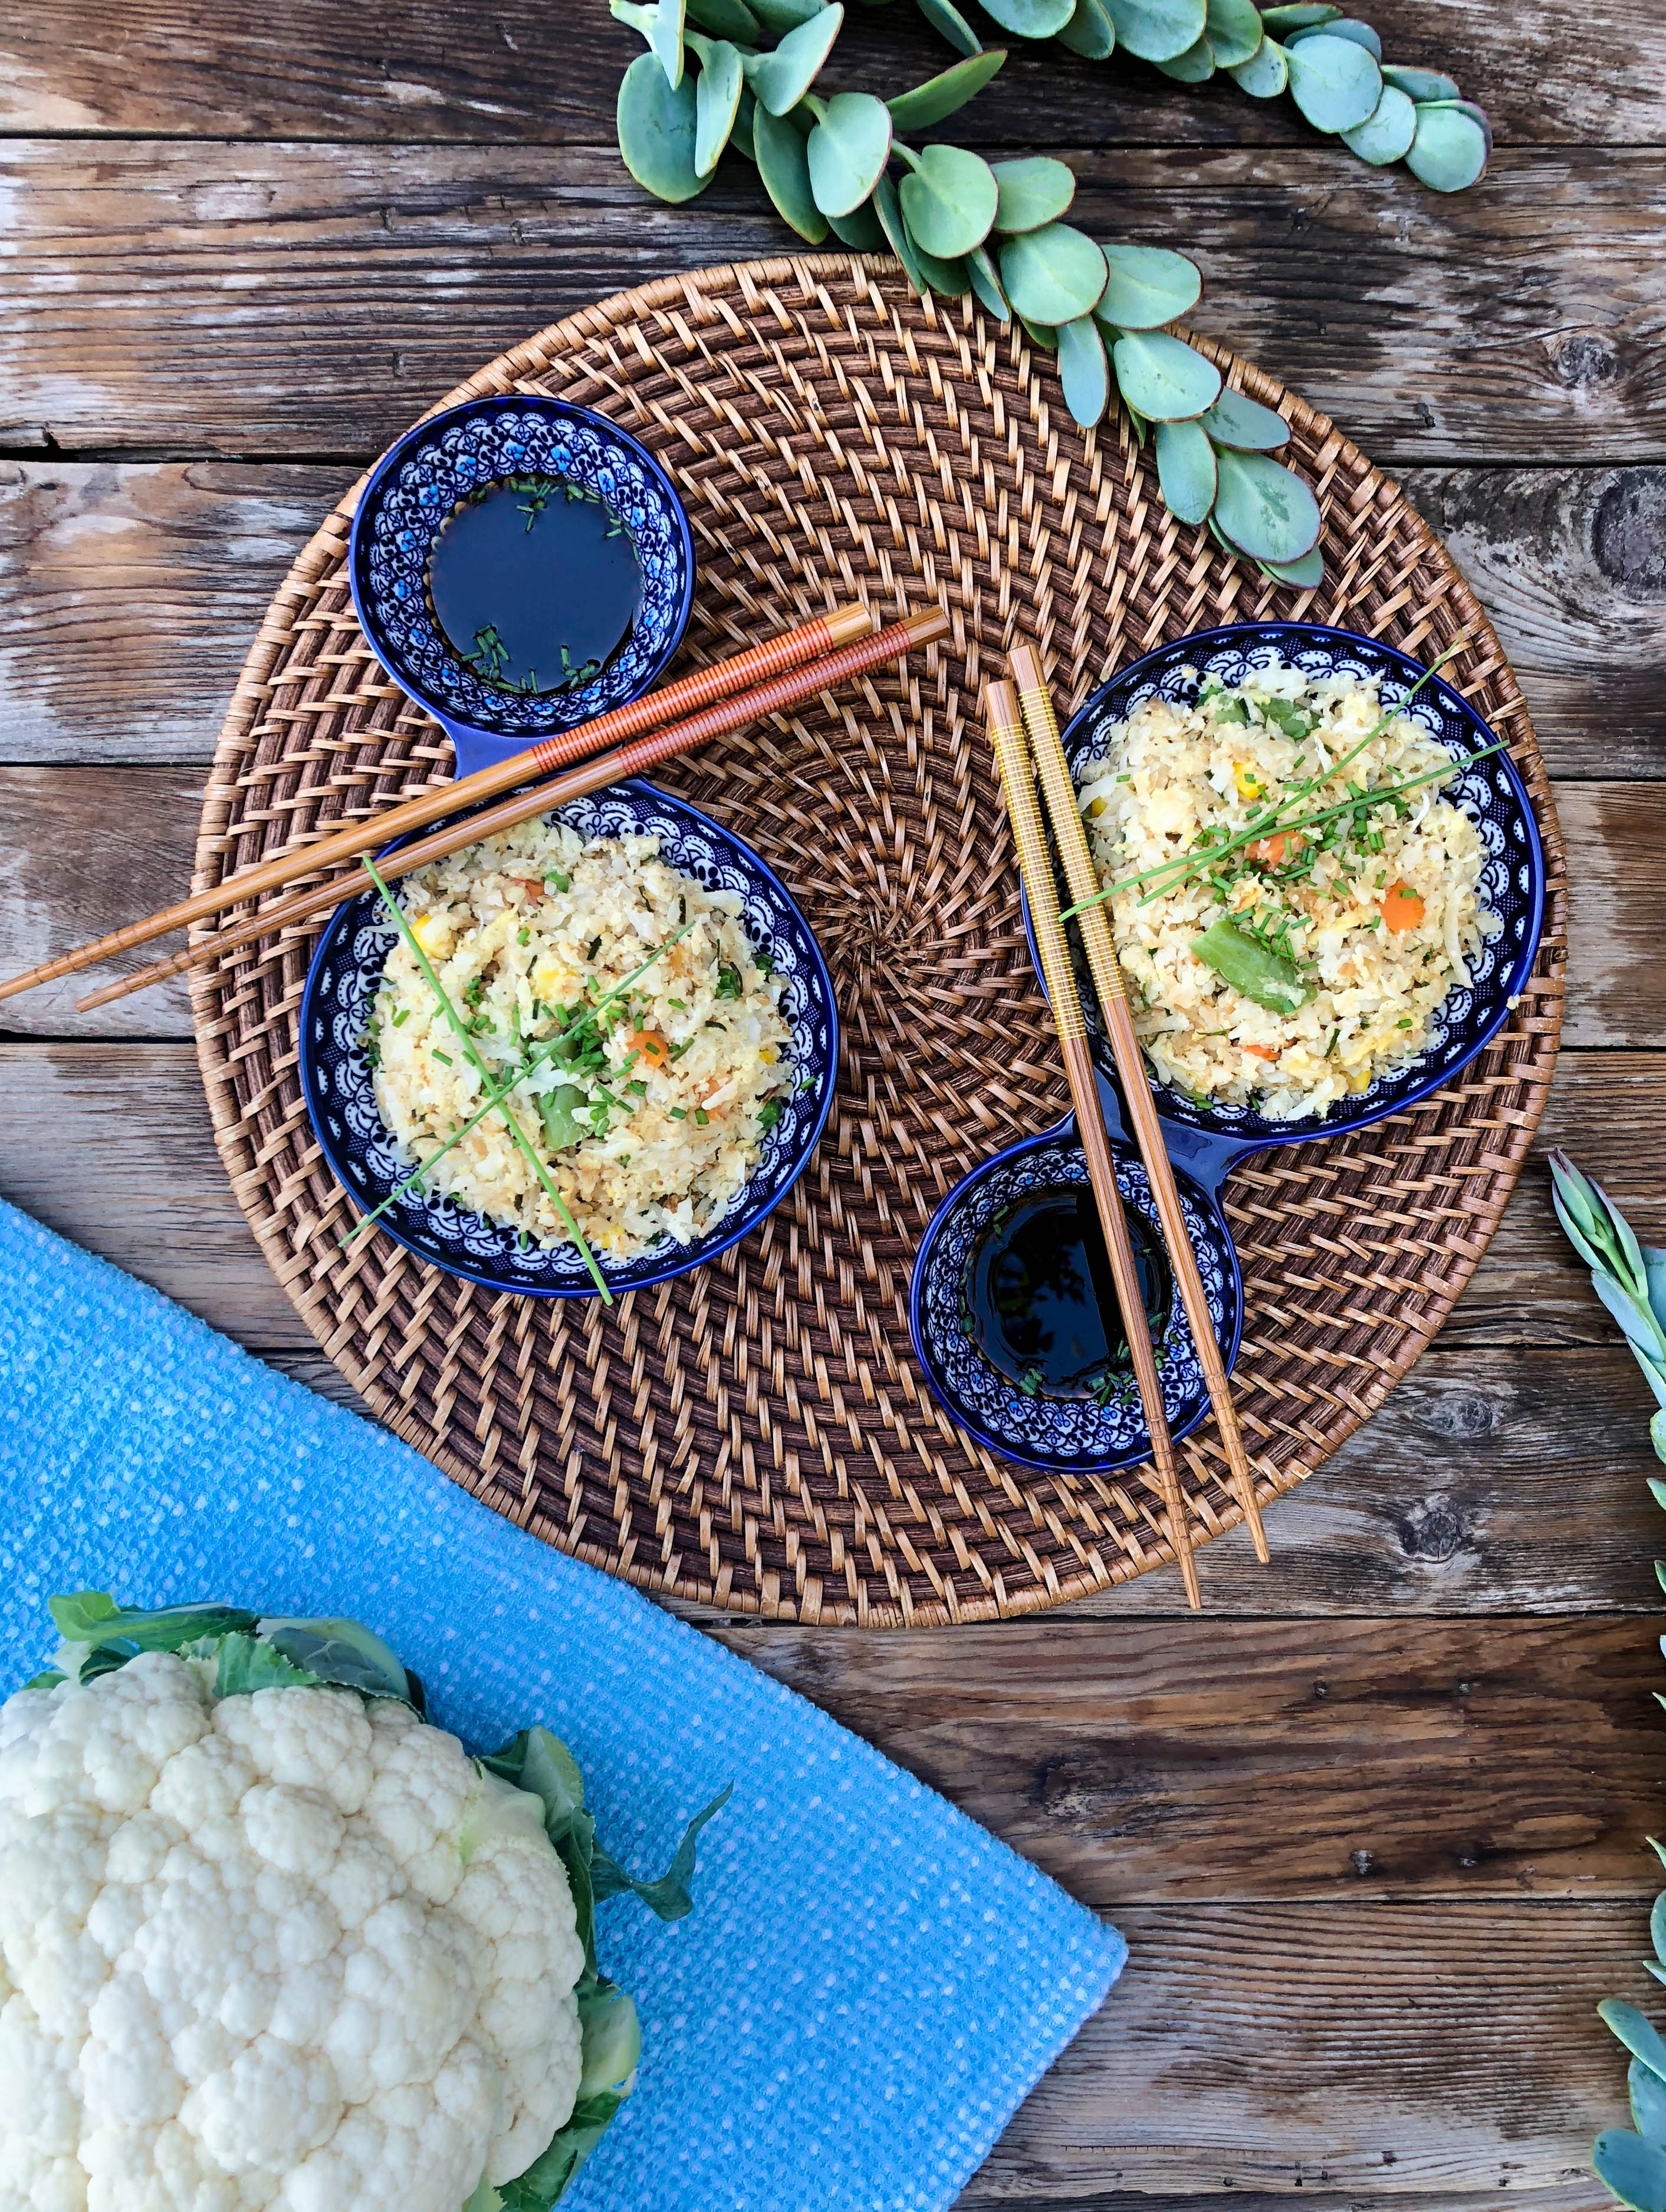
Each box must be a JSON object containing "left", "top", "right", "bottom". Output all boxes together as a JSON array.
[{"left": 0, "top": 1199, "right": 1124, "bottom": 2212}]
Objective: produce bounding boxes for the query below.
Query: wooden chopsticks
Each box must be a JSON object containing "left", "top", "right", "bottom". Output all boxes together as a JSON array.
[
  {"left": 75, "top": 609, "right": 951, "bottom": 1011},
  {"left": 1010, "top": 642, "right": 1270, "bottom": 1570},
  {"left": 0, "top": 600, "right": 879, "bottom": 1010},
  {"left": 985, "top": 679, "right": 1202, "bottom": 1610}
]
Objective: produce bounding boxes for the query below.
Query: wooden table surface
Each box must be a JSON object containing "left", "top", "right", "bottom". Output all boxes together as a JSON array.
[{"left": 3, "top": 3, "right": 1664, "bottom": 2203}]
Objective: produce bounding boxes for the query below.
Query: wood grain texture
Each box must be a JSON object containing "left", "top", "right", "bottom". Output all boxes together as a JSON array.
[
  {"left": 1, "top": 143, "right": 1659, "bottom": 463},
  {"left": 967, "top": 1902, "right": 1640, "bottom": 2198},
  {"left": 6, "top": 461, "right": 1663, "bottom": 777},
  {"left": 1, "top": 0, "right": 1656, "bottom": 148},
  {"left": 701, "top": 1613, "right": 1665, "bottom": 1901}
]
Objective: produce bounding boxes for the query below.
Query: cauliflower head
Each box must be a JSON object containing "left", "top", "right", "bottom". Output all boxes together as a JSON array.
[{"left": 0, "top": 1596, "right": 722, "bottom": 2212}]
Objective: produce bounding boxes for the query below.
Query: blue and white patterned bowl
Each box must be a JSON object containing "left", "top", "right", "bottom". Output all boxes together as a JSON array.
[
  {"left": 908, "top": 1090, "right": 1241, "bottom": 1475},
  {"left": 299, "top": 781, "right": 838, "bottom": 1298},
  {"left": 1046, "top": 620, "right": 1547, "bottom": 1148},
  {"left": 348, "top": 395, "right": 694, "bottom": 780}
]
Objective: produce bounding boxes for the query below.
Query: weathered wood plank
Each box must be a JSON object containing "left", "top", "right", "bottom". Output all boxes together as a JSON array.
[
  {"left": 968, "top": 1901, "right": 1638, "bottom": 2198},
  {"left": 4, "top": 461, "right": 1662, "bottom": 777},
  {"left": 4, "top": 1042, "right": 1663, "bottom": 1615},
  {"left": 0, "top": 0, "right": 1654, "bottom": 149},
  {"left": 1, "top": 143, "right": 1659, "bottom": 462},
  {"left": 0, "top": 773, "right": 1647, "bottom": 1050},
  {"left": 0, "top": 460, "right": 355, "bottom": 766},
  {"left": 702, "top": 1613, "right": 1665, "bottom": 1901}
]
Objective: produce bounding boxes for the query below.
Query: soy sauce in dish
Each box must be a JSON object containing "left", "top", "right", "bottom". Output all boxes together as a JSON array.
[
  {"left": 427, "top": 474, "right": 642, "bottom": 698},
  {"left": 963, "top": 1185, "right": 1171, "bottom": 1402}
]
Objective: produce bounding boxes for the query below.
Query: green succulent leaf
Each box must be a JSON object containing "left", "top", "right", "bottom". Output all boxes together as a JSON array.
[
  {"left": 1405, "top": 100, "right": 1488, "bottom": 192},
  {"left": 1228, "top": 35, "right": 1287, "bottom": 94},
  {"left": 1094, "top": 241, "right": 1201, "bottom": 328},
  {"left": 1109, "top": 327, "right": 1222, "bottom": 420},
  {"left": 686, "top": 0, "right": 761, "bottom": 35},
  {"left": 1155, "top": 31, "right": 1215, "bottom": 80},
  {"left": 886, "top": 50, "right": 1006, "bottom": 130},
  {"left": 827, "top": 196, "right": 887, "bottom": 249},
  {"left": 1154, "top": 417, "right": 1217, "bottom": 523},
  {"left": 744, "top": 3, "right": 843, "bottom": 114},
  {"left": 650, "top": 0, "right": 688, "bottom": 87},
  {"left": 991, "top": 155, "right": 1076, "bottom": 235},
  {"left": 1289, "top": 12, "right": 1379, "bottom": 55},
  {"left": 617, "top": 50, "right": 711, "bottom": 201},
  {"left": 1260, "top": 543, "right": 1325, "bottom": 587},
  {"left": 1340, "top": 82, "right": 1415, "bottom": 164},
  {"left": 976, "top": 0, "right": 1074, "bottom": 31},
  {"left": 1202, "top": 0, "right": 1260, "bottom": 67},
  {"left": 1379, "top": 61, "right": 1459, "bottom": 103},
  {"left": 999, "top": 221, "right": 1108, "bottom": 324},
  {"left": 1211, "top": 445, "right": 1322, "bottom": 562},
  {"left": 873, "top": 169, "right": 930, "bottom": 291},
  {"left": 967, "top": 242, "right": 1012, "bottom": 319},
  {"left": 1019, "top": 316, "right": 1059, "bottom": 351},
  {"left": 1634, "top": 2059, "right": 1666, "bottom": 2148},
  {"left": 1284, "top": 32, "right": 1382, "bottom": 132},
  {"left": 899, "top": 142, "right": 1000, "bottom": 258},
  {"left": 750, "top": 0, "right": 830, "bottom": 24},
  {"left": 259, "top": 1616, "right": 417, "bottom": 1703},
  {"left": 1102, "top": 0, "right": 1205, "bottom": 62},
  {"left": 589, "top": 1784, "right": 732, "bottom": 1918},
  {"left": 576, "top": 1982, "right": 642, "bottom": 2101},
  {"left": 693, "top": 40, "right": 745, "bottom": 172},
  {"left": 1406, "top": 99, "right": 1490, "bottom": 190},
  {"left": 1605, "top": 2001, "right": 1666, "bottom": 2085},
  {"left": 913, "top": 0, "right": 985, "bottom": 55},
  {"left": 913, "top": 242, "right": 972, "bottom": 295},
  {"left": 1055, "top": 0, "right": 1116, "bottom": 57},
  {"left": 754, "top": 103, "right": 830, "bottom": 237},
  {"left": 806, "top": 90, "right": 892, "bottom": 215},
  {"left": 1198, "top": 385, "right": 1289, "bottom": 449},
  {"left": 1595, "top": 2129, "right": 1666, "bottom": 2212},
  {"left": 730, "top": 84, "right": 758, "bottom": 158},
  {"left": 48, "top": 1592, "right": 259, "bottom": 1652},
  {"left": 1057, "top": 314, "right": 1110, "bottom": 426},
  {"left": 1258, "top": 1, "right": 1338, "bottom": 25}
]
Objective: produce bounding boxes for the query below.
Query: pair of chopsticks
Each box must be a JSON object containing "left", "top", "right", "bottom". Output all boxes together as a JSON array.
[
  {"left": 987, "top": 648, "right": 1270, "bottom": 1609},
  {"left": 0, "top": 601, "right": 947, "bottom": 1013}
]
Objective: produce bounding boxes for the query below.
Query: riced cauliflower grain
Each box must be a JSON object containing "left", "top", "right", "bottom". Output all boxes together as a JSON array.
[{"left": 0, "top": 1653, "right": 586, "bottom": 2212}]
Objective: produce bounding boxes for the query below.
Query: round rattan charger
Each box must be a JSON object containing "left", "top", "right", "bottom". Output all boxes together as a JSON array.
[{"left": 190, "top": 254, "right": 1567, "bottom": 1627}]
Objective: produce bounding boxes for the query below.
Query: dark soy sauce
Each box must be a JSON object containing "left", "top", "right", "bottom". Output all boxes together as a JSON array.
[
  {"left": 964, "top": 1185, "right": 1171, "bottom": 1401},
  {"left": 428, "top": 475, "right": 643, "bottom": 698}
]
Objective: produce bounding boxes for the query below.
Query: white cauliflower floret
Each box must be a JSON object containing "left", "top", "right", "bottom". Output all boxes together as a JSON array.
[{"left": 0, "top": 1656, "right": 586, "bottom": 2212}]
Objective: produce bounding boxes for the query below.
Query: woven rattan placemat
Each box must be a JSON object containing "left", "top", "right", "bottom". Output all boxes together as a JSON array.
[{"left": 190, "top": 255, "right": 1566, "bottom": 1626}]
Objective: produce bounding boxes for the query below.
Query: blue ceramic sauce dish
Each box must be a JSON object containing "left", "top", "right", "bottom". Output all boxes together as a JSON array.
[
  {"left": 911, "top": 620, "right": 1546, "bottom": 1475},
  {"left": 348, "top": 393, "right": 695, "bottom": 781},
  {"left": 300, "top": 781, "right": 839, "bottom": 1299}
]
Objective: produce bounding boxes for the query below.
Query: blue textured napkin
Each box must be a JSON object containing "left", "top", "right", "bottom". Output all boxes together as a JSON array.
[{"left": 0, "top": 1199, "right": 1123, "bottom": 2212}]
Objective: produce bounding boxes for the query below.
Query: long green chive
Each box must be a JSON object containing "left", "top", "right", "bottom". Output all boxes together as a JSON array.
[
  {"left": 342, "top": 920, "right": 696, "bottom": 1252},
  {"left": 363, "top": 857, "right": 617, "bottom": 1296}
]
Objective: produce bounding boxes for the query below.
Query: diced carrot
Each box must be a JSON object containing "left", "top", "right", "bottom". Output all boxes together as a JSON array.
[
  {"left": 1379, "top": 880, "right": 1425, "bottom": 932},
  {"left": 1247, "top": 831, "right": 1303, "bottom": 866},
  {"left": 626, "top": 1027, "right": 671, "bottom": 1067},
  {"left": 1242, "top": 1043, "right": 1278, "bottom": 1061}
]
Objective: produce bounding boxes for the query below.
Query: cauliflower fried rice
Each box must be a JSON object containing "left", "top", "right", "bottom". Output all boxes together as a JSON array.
[
  {"left": 1075, "top": 661, "right": 1501, "bottom": 1123},
  {"left": 367, "top": 821, "right": 793, "bottom": 1258}
]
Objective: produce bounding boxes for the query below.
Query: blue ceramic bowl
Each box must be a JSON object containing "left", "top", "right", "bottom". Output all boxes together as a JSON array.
[
  {"left": 911, "top": 620, "right": 1546, "bottom": 1475},
  {"left": 299, "top": 781, "right": 838, "bottom": 1298},
  {"left": 908, "top": 1077, "right": 1241, "bottom": 1475},
  {"left": 348, "top": 395, "right": 695, "bottom": 781}
]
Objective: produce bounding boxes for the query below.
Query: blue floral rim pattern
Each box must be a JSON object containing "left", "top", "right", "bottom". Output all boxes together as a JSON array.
[
  {"left": 908, "top": 1123, "right": 1242, "bottom": 1474},
  {"left": 298, "top": 781, "right": 838, "bottom": 1298},
  {"left": 348, "top": 395, "right": 694, "bottom": 746},
  {"left": 1043, "top": 620, "right": 1548, "bottom": 1148}
]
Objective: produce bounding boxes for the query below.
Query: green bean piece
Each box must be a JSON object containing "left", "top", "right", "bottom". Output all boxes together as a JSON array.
[{"left": 1191, "top": 915, "right": 1314, "bottom": 1014}]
